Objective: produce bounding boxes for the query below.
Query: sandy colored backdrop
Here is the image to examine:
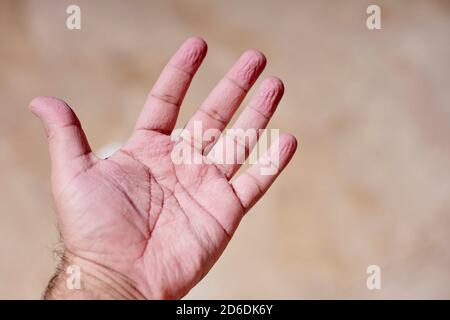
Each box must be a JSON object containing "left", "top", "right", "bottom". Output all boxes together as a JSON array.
[{"left": 0, "top": 0, "right": 449, "bottom": 299}]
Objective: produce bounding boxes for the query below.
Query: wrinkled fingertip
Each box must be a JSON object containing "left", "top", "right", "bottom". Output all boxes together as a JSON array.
[
  {"left": 263, "top": 76, "right": 284, "bottom": 93},
  {"left": 242, "top": 49, "right": 267, "bottom": 67},
  {"left": 279, "top": 133, "right": 299, "bottom": 157},
  {"left": 29, "top": 96, "right": 66, "bottom": 112},
  {"left": 29, "top": 96, "right": 54, "bottom": 117},
  {"left": 183, "top": 36, "right": 208, "bottom": 52}
]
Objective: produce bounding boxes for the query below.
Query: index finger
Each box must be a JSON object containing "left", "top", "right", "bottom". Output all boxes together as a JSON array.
[{"left": 134, "top": 37, "right": 208, "bottom": 135}]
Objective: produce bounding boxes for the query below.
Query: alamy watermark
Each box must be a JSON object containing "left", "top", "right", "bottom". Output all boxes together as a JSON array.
[
  {"left": 366, "top": 265, "right": 381, "bottom": 290},
  {"left": 66, "top": 5, "right": 81, "bottom": 30},
  {"left": 366, "top": 5, "right": 381, "bottom": 30},
  {"left": 171, "top": 121, "right": 280, "bottom": 176},
  {"left": 66, "top": 264, "right": 81, "bottom": 290}
]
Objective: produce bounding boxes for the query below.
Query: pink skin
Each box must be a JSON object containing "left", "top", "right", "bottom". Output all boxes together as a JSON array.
[{"left": 30, "top": 37, "right": 297, "bottom": 299}]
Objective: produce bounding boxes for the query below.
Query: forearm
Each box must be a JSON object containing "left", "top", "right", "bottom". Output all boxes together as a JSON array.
[{"left": 44, "top": 252, "right": 146, "bottom": 300}]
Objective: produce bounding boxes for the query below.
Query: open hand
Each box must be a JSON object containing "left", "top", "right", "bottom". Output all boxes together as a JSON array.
[{"left": 30, "top": 37, "right": 297, "bottom": 299}]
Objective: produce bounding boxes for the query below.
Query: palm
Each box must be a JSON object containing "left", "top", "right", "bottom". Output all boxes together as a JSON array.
[
  {"left": 31, "top": 38, "right": 297, "bottom": 299},
  {"left": 59, "top": 131, "right": 241, "bottom": 298}
]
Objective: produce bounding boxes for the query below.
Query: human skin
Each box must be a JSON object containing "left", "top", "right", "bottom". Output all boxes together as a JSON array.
[{"left": 30, "top": 37, "right": 297, "bottom": 299}]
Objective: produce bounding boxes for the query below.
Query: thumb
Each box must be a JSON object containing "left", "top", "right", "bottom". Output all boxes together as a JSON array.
[{"left": 29, "top": 96, "right": 95, "bottom": 174}]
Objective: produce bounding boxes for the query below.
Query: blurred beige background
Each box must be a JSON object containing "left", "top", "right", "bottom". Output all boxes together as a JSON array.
[{"left": 1, "top": 0, "right": 449, "bottom": 299}]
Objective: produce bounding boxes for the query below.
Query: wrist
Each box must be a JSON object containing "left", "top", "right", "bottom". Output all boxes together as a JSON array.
[{"left": 44, "top": 252, "right": 146, "bottom": 300}]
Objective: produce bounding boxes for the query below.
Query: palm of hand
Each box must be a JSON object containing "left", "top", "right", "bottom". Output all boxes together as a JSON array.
[
  {"left": 59, "top": 131, "right": 242, "bottom": 298},
  {"left": 31, "top": 38, "right": 297, "bottom": 299}
]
